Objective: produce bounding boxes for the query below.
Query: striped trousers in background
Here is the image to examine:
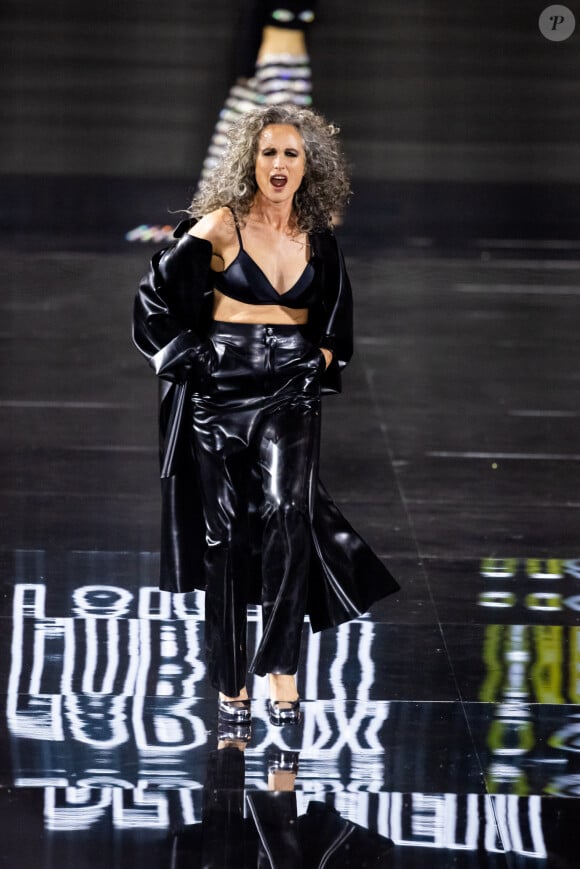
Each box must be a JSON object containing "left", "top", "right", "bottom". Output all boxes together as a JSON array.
[{"left": 199, "top": 52, "right": 313, "bottom": 181}]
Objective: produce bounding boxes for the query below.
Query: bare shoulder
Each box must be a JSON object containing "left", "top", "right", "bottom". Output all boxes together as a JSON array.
[{"left": 188, "top": 207, "right": 237, "bottom": 250}]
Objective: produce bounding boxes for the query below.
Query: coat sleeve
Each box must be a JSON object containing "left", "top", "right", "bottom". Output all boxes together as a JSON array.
[
  {"left": 132, "top": 232, "right": 213, "bottom": 382},
  {"left": 319, "top": 235, "right": 353, "bottom": 370},
  {"left": 316, "top": 232, "right": 354, "bottom": 394}
]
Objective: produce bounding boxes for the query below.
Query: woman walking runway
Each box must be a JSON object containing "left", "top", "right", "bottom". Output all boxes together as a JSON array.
[{"left": 133, "top": 105, "right": 399, "bottom": 729}]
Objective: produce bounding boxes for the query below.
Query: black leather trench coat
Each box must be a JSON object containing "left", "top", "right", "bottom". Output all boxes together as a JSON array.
[{"left": 133, "top": 221, "right": 399, "bottom": 632}]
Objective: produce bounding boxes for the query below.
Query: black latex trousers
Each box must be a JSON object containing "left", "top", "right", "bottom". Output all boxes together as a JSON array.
[{"left": 190, "top": 320, "right": 326, "bottom": 696}]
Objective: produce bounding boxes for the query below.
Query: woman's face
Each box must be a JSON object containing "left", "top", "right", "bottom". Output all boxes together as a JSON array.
[{"left": 254, "top": 124, "right": 306, "bottom": 206}]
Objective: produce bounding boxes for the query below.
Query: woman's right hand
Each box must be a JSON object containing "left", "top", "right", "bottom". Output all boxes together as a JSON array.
[{"left": 319, "top": 347, "right": 333, "bottom": 369}]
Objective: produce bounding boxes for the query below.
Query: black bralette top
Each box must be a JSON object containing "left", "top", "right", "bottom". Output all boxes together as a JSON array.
[{"left": 212, "top": 212, "right": 317, "bottom": 309}]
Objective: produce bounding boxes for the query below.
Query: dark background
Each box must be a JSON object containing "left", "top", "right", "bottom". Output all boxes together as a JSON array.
[{"left": 2, "top": 0, "right": 579, "bottom": 244}]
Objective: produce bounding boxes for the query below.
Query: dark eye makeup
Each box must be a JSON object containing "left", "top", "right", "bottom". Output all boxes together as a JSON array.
[{"left": 260, "top": 148, "right": 300, "bottom": 158}]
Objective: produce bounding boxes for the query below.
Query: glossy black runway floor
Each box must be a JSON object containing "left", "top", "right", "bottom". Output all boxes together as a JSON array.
[{"left": 1, "top": 234, "right": 579, "bottom": 868}]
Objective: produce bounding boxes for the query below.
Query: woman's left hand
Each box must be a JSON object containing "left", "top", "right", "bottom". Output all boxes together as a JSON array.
[{"left": 320, "top": 348, "right": 333, "bottom": 369}]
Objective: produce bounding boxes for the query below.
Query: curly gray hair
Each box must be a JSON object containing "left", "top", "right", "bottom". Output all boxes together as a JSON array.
[{"left": 189, "top": 105, "right": 351, "bottom": 232}]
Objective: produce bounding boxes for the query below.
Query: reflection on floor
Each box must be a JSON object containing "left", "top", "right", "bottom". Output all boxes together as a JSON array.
[{"left": 1, "top": 239, "right": 579, "bottom": 867}]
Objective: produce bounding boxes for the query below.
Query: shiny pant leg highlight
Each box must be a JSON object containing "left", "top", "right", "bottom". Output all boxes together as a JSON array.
[
  {"left": 191, "top": 322, "right": 323, "bottom": 697},
  {"left": 250, "top": 391, "right": 320, "bottom": 679}
]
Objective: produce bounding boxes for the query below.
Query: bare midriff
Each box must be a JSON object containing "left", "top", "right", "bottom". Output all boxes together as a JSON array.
[
  {"left": 212, "top": 288, "right": 309, "bottom": 325},
  {"left": 257, "top": 27, "right": 307, "bottom": 62}
]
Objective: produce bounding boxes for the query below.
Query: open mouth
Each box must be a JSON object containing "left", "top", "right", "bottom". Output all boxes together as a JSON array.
[{"left": 270, "top": 175, "right": 287, "bottom": 189}]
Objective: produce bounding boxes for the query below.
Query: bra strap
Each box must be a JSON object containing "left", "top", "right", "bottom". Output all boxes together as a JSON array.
[{"left": 228, "top": 206, "right": 243, "bottom": 248}]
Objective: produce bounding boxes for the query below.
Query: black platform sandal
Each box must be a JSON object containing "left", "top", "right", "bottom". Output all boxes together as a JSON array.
[
  {"left": 266, "top": 698, "right": 302, "bottom": 726},
  {"left": 218, "top": 697, "right": 252, "bottom": 725}
]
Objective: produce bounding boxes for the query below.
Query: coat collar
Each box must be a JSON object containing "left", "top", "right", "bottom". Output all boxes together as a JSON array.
[{"left": 173, "top": 217, "right": 196, "bottom": 238}]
